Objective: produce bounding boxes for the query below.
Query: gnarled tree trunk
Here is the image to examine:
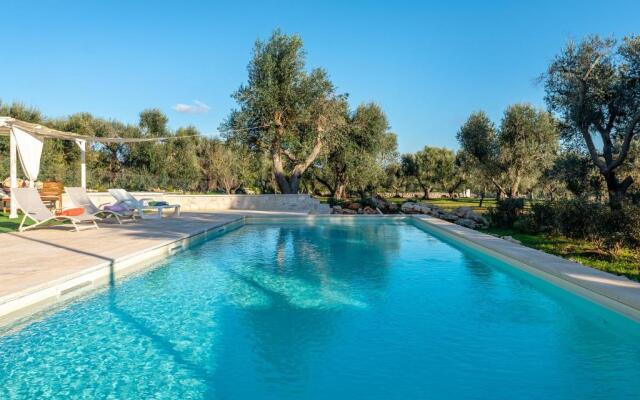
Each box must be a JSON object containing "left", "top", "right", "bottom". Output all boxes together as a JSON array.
[
  {"left": 271, "top": 113, "right": 325, "bottom": 194},
  {"left": 604, "top": 171, "right": 633, "bottom": 210}
]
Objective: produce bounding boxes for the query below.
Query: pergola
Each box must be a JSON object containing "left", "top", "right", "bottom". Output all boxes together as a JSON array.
[{"left": 0, "top": 117, "right": 195, "bottom": 218}]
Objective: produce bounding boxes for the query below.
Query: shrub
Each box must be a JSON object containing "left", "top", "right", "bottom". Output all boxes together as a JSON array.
[
  {"left": 550, "top": 200, "right": 640, "bottom": 252},
  {"left": 505, "top": 198, "right": 640, "bottom": 254},
  {"left": 359, "top": 197, "right": 379, "bottom": 209},
  {"left": 530, "top": 201, "right": 559, "bottom": 233},
  {"left": 600, "top": 204, "right": 640, "bottom": 250},
  {"left": 554, "top": 199, "right": 605, "bottom": 240},
  {"left": 512, "top": 215, "right": 538, "bottom": 234},
  {"left": 487, "top": 198, "right": 525, "bottom": 228},
  {"left": 327, "top": 197, "right": 346, "bottom": 207}
]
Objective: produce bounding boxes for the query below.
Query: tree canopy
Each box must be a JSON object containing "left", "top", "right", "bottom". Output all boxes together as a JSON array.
[
  {"left": 543, "top": 35, "right": 640, "bottom": 208},
  {"left": 224, "top": 30, "right": 346, "bottom": 194},
  {"left": 314, "top": 103, "right": 395, "bottom": 199},
  {"left": 457, "top": 105, "right": 559, "bottom": 197}
]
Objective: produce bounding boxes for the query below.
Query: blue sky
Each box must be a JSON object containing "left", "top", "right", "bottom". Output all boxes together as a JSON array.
[{"left": 1, "top": 1, "right": 638, "bottom": 152}]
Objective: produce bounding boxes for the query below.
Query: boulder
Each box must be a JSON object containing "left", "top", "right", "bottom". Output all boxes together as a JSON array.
[
  {"left": 401, "top": 202, "right": 432, "bottom": 214},
  {"left": 369, "top": 194, "right": 398, "bottom": 213},
  {"left": 455, "top": 218, "right": 479, "bottom": 229},
  {"left": 452, "top": 206, "right": 473, "bottom": 218},
  {"left": 501, "top": 235, "right": 521, "bottom": 244},
  {"left": 401, "top": 202, "right": 419, "bottom": 213},
  {"left": 341, "top": 208, "right": 357, "bottom": 215},
  {"left": 348, "top": 202, "right": 362, "bottom": 211},
  {"left": 440, "top": 213, "right": 459, "bottom": 222},
  {"left": 362, "top": 206, "right": 377, "bottom": 215},
  {"left": 452, "top": 206, "right": 488, "bottom": 227},
  {"left": 332, "top": 205, "right": 342, "bottom": 214}
]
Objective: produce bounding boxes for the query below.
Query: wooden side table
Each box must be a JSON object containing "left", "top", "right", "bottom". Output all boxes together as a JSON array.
[
  {"left": 40, "top": 182, "right": 64, "bottom": 210},
  {"left": 40, "top": 195, "right": 61, "bottom": 210}
]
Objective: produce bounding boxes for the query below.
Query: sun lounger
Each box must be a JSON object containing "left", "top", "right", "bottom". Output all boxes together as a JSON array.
[
  {"left": 108, "top": 189, "right": 180, "bottom": 219},
  {"left": 66, "top": 187, "right": 136, "bottom": 224},
  {"left": 11, "top": 187, "right": 99, "bottom": 232}
]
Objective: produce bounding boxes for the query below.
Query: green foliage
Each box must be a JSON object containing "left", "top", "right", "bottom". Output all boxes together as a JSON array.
[
  {"left": 402, "top": 146, "right": 461, "bottom": 198},
  {"left": 224, "top": 29, "right": 345, "bottom": 193},
  {"left": 482, "top": 226, "right": 640, "bottom": 281},
  {"left": 530, "top": 201, "right": 559, "bottom": 232},
  {"left": 457, "top": 105, "right": 559, "bottom": 197},
  {"left": 456, "top": 111, "right": 497, "bottom": 169},
  {"left": 383, "top": 161, "right": 405, "bottom": 196},
  {"left": 314, "top": 103, "right": 395, "bottom": 198},
  {"left": 501, "top": 199, "right": 640, "bottom": 254},
  {"left": 0, "top": 101, "right": 245, "bottom": 193},
  {"left": 543, "top": 152, "right": 603, "bottom": 198},
  {"left": 487, "top": 198, "right": 526, "bottom": 228},
  {"left": 512, "top": 215, "right": 538, "bottom": 234},
  {"left": 553, "top": 200, "right": 605, "bottom": 240},
  {"left": 197, "top": 138, "right": 251, "bottom": 194},
  {"left": 543, "top": 35, "right": 640, "bottom": 208}
]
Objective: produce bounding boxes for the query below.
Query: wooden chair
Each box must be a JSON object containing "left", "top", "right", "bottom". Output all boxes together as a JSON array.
[
  {"left": 40, "top": 181, "right": 64, "bottom": 209},
  {"left": 1, "top": 188, "right": 10, "bottom": 213}
]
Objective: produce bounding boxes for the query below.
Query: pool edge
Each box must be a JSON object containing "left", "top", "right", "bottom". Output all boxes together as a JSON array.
[
  {"left": 0, "top": 217, "right": 246, "bottom": 330},
  {"left": 410, "top": 215, "right": 640, "bottom": 323},
  {"left": 3, "top": 214, "right": 638, "bottom": 330}
]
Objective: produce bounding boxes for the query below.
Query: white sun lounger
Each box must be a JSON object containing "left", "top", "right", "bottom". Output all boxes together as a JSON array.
[
  {"left": 66, "top": 187, "right": 136, "bottom": 224},
  {"left": 12, "top": 187, "right": 99, "bottom": 232},
  {"left": 108, "top": 189, "right": 180, "bottom": 219}
]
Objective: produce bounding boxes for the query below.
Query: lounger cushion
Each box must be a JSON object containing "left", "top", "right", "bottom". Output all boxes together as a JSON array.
[
  {"left": 56, "top": 207, "right": 85, "bottom": 217},
  {"left": 104, "top": 204, "right": 128, "bottom": 212}
]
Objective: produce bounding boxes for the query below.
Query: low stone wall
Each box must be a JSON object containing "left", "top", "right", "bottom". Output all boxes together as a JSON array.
[{"left": 61, "top": 192, "right": 320, "bottom": 213}]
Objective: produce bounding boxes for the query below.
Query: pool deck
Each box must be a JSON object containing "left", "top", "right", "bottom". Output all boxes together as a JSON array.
[{"left": 2, "top": 213, "right": 639, "bottom": 328}]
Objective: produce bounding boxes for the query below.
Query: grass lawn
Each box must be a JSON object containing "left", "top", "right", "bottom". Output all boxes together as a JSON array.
[
  {"left": 0, "top": 212, "right": 33, "bottom": 233},
  {"left": 317, "top": 195, "right": 499, "bottom": 213},
  {"left": 482, "top": 227, "right": 640, "bottom": 282},
  {"left": 386, "top": 197, "right": 498, "bottom": 214}
]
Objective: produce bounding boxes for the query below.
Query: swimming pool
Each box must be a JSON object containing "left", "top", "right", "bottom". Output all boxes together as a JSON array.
[{"left": 1, "top": 218, "right": 639, "bottom": 399}]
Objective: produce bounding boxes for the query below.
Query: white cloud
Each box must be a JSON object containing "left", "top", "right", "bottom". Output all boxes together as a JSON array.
[{"left": 172, "top": 100, "right": 210, "bottom": 114}]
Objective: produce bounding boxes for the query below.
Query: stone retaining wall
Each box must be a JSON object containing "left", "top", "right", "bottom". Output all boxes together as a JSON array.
[{"left": 61, "top": 192, "right": 320, "bottom": 213}]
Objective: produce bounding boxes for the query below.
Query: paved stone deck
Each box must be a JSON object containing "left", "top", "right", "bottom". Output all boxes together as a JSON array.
[{"left": 0, "top": 212, "right": 254, "bottom": 326}]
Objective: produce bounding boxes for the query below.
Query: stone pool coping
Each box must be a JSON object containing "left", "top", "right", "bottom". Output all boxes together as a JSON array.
[
  {"left": 2, "top": 213, "right": 639, "bottom": 330},
  {"left": 0, "top": 213, "right": 247, "bottom": 328}
]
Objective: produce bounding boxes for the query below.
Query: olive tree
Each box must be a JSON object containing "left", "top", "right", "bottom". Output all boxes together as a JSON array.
[
  {"left": 224, "top": 30, "right": 345, "bottom": 194},
  {"left": 383, "top": 161, "right": 406, "bottom": 198},
  {"left": 402, "top": 146, "right": 459, "bottom": 199},
  {"left": 314, "top": 103, "right": 394, "bottom": 199},
  {"left": 457, "top": 105, "right": 558, "bottom": 198},
  {"left": 498, "top": 104, "right": 559, "bottom": 196},
  {"left": 543, "top": 35, "right": 640, "bottom": 209}
]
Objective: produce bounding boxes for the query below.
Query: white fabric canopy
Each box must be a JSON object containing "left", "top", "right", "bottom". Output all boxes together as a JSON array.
[
  {"left": 0, "top": 116, "right": 201, "bottom": 217},
  {"left": 12, "top": 126, "right": 44, "bottom": 186}
]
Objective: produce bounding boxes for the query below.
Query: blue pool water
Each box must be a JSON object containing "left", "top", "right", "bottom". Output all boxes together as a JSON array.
[{"left": 1, "top": 219, "right": 639, "bottom": 399}]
